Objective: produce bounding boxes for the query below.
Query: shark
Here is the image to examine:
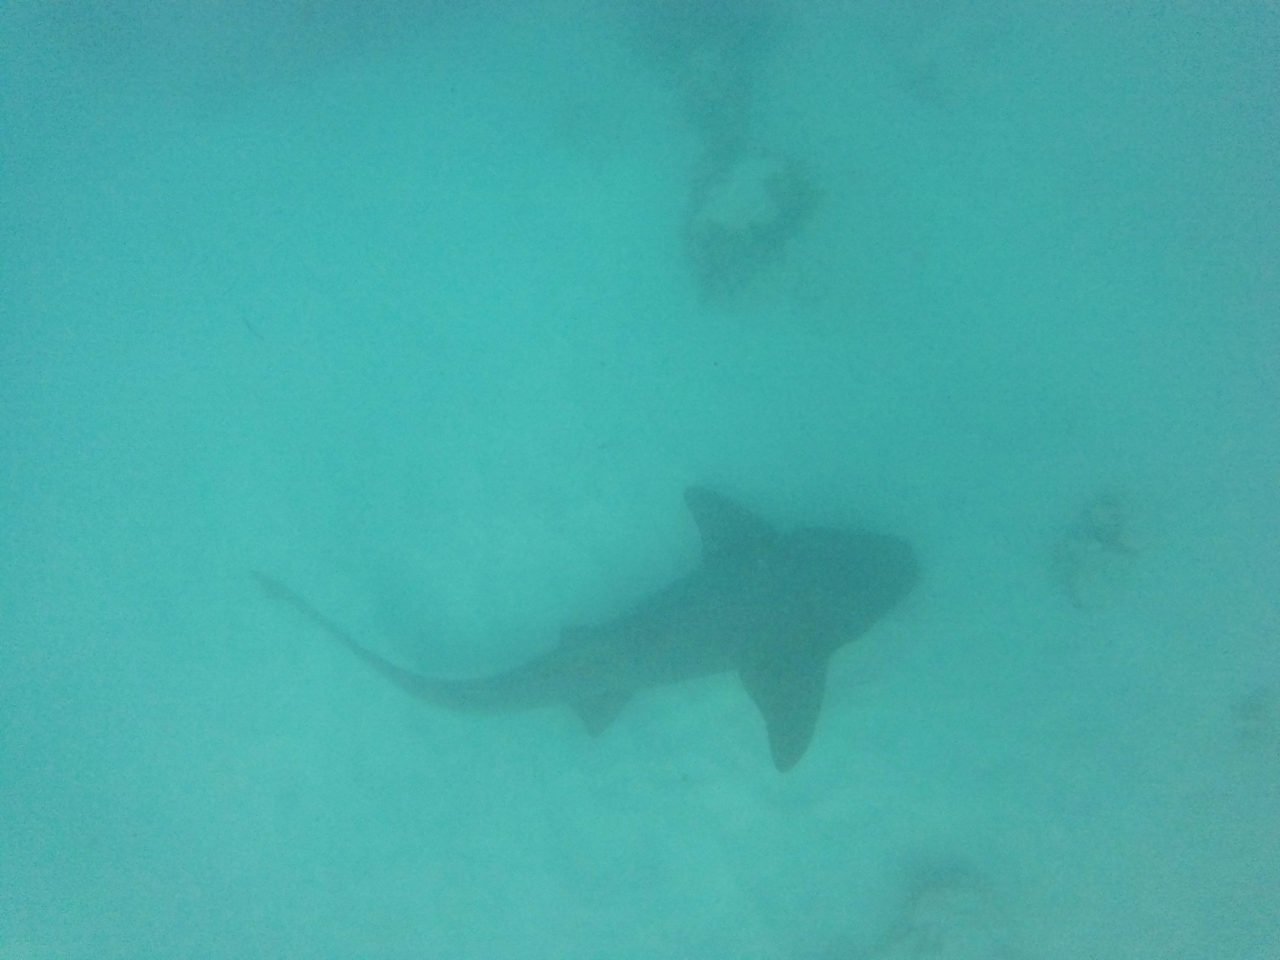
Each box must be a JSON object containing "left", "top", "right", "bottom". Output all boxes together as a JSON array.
[{"left": 256, "top": 487, "right": 918, "bottom": 771}]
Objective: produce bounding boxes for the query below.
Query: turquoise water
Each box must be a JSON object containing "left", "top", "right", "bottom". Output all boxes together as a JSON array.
[{"left": 2, "top": 3, "right": 1277, "bottom": 957}]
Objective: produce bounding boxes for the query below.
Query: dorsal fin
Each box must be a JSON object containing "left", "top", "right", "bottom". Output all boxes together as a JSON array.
[{"left": 684, "top": 487, "right": 776, "bottom": 561}]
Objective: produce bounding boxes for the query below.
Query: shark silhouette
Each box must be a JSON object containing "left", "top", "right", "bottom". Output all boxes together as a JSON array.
[{"left": 256, "top": 487, "right": 918, "bottom": 771}]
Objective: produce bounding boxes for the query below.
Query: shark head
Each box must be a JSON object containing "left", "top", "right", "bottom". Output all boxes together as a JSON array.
[
  {"left": 685, "top": 488, "right": 919, "bottom": 770},
  {"left": 737, "top": 526, "right": 917, "bottom": 770},
  {"left": 776, "top": 526, "right": 919, "bottom": 652}
]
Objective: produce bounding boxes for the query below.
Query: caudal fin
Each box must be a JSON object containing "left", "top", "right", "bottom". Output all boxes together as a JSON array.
[{"left": 253, "top": 571, "right": 440, "bottom": 703}]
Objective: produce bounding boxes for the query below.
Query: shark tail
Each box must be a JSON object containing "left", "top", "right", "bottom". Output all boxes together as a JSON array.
[{"left": 253, "top": 572, "right": 496, "bottom": 711}]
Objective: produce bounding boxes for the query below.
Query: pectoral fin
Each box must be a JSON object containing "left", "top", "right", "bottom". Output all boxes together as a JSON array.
[
  {"left": 685, "top": 487, "right": 777, "bottom": 561},
  {"left": 739, "top": 646, "right": 829, "bottom": 772}
]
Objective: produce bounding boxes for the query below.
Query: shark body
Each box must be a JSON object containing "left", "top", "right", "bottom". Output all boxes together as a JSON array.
[{"left": 258, "top": 487, "right": 918, "bottom": 771}]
